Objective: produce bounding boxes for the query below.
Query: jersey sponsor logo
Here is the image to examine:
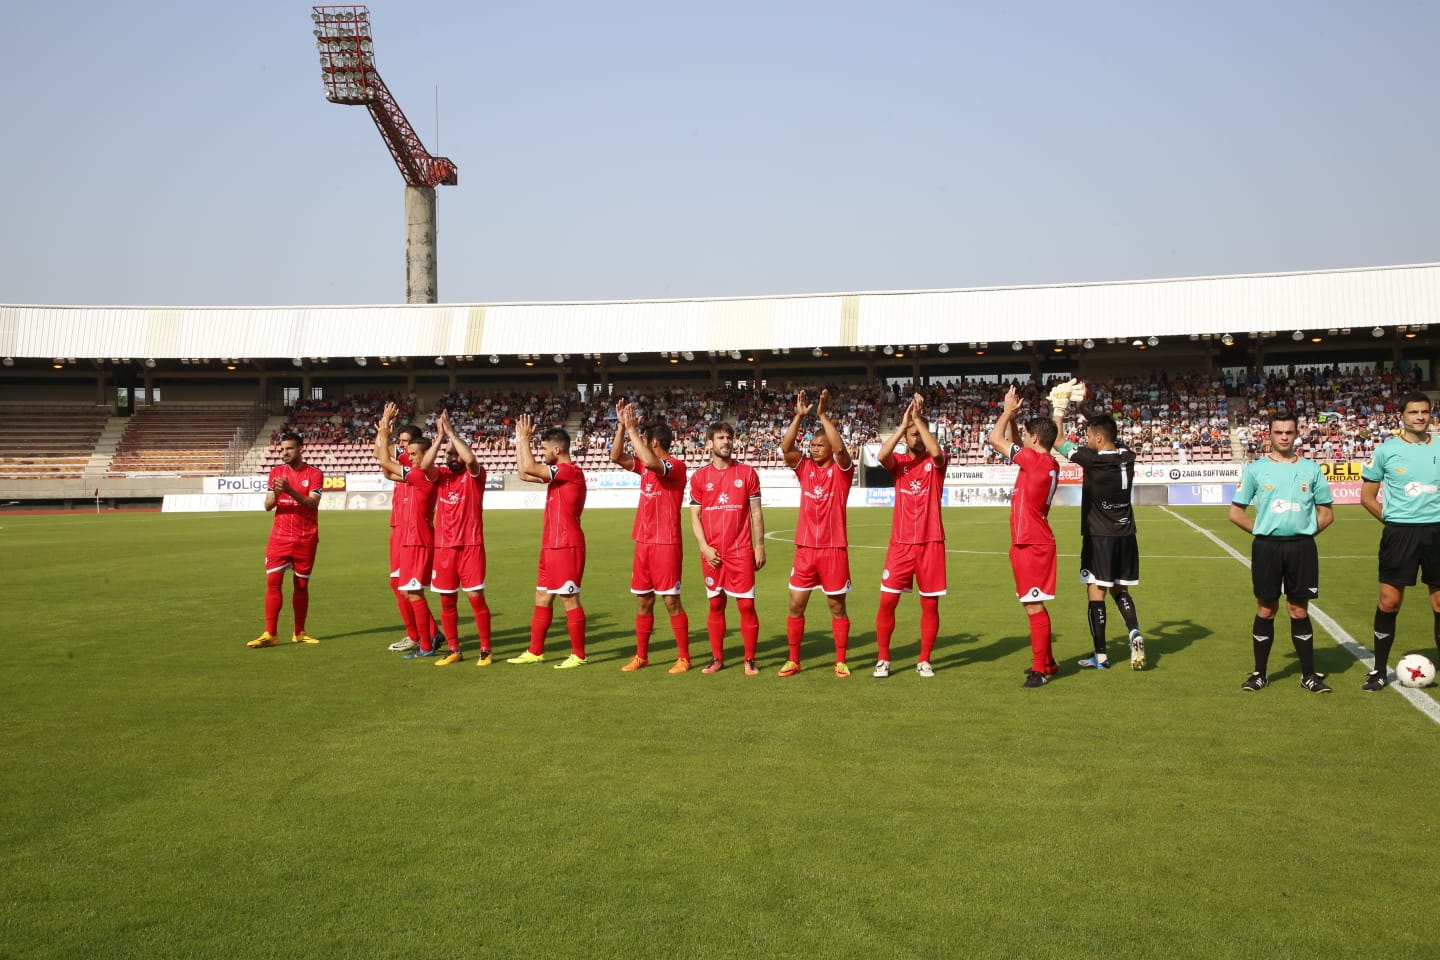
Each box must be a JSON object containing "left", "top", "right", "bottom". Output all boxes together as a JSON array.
[
  {"left": 1267, "top": 500, "right": 1306, "bottom": 514},
  {"left": 1404, "top": 481, "right": 1438, "bottom": 497},
  {"left": 717, "top": 492, "right": 731, "bottom": 505}
]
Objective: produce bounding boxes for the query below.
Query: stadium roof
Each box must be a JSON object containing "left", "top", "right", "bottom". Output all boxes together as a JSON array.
[{"left": 2, "top": 262, "right": 1436, "bottom": 362}]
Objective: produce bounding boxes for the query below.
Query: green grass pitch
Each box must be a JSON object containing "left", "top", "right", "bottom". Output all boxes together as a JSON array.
[{"left": 2, "top": 504, "right": 1436, "bottom": 959}]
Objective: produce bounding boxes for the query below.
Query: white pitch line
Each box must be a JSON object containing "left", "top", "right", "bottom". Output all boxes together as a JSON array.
[{"left": 1160, "top": 506, "right": 1440, "bottom": 725}]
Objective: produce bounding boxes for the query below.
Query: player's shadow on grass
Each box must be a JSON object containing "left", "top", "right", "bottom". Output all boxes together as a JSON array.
[
  {"left": 931, "top": 633, "right": 1030, "bottom": 671},
  {"left": 1134, "top": 618, "right": 1210, "bottom": 668},
  {"left": 1266, "top": 644, "right": 1358, "bottom": 683}
]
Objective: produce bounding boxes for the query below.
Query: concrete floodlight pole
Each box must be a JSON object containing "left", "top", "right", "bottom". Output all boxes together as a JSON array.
[
  {"left": 405, "top": 186, "right": 438, "bottom": 304},
  {"left": 314, "top": 5, "right": 458, "bottom": 304}
]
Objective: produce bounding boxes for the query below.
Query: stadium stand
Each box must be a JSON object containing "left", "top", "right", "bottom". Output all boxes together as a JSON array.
[
  {"left": 0, "top": 405, "right": 110, "bottom": 479},
  {"left": 108, "top": 404, "right": 265, "bottom": 477}
]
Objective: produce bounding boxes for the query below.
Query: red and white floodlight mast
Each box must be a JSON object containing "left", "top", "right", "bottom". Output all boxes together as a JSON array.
[{"left": 313, "top": 5, "right": 458, "bottom": 303}]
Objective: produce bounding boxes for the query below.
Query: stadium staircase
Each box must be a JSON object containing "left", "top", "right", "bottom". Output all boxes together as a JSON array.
[
  {"left": 1228, "top": 395, "right": 1249, "bottom": 461},
  {"left": 240, "top": 416, "right": 287, "bottom": 475},
  {"left": 86, "top": 418, "right": 127, "bottom": 478}
]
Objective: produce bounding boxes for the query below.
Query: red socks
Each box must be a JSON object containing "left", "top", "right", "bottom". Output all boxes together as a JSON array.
[
  {"left": 565, "top": 607, "right": 586, "bottom": 659},
  {"left": 738, "top": 598, "right": 759, "bottom": 660},
  {"left": 919, "top": 596, "right": 940, "bottom": 663},
  {"left": 831, "top": 615, "right": 850, "bottom": 664},
  {"left": 468, "top": 592, "right": 491, "bottom": 650},
  {"left": 440, "top": 593, "right": 460, "bottom": 652},
  {"left": 392, "top": 578, "right": 417, "bottom": 640},
  {"left": 635, "top": 613, "right": 654, "bottom": 660},
  {"left": 707, "top": 595, "right": 727, "bottom": 661},
  {"left": 528, "top": 605, "right": 553, "bottom": 655},
  {"left": 290, "top": 576, "right": 309, "bottom": 634},
  {"left": 264, "top": 570, "right": 284, "bottom": 635},
  {"left": 875, "top": 592, "right": 900, "bottom": 660},
  {"left": 670, "top": 612, "right": 691, "bottom": 661},
  {"left": 409, "top": 596, "right": 436, "bottom": 650},
  {"left": 786, "top": 616, "right": 805, "bottom": 662},
  {"left": 1028, "top": 607, "right": 1054, "bottom": 673}
]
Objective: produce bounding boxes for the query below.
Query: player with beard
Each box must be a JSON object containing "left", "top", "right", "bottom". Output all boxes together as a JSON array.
[
  {"left": 988, "top": 385, "right": 1061, "bottom": 688},
  {"left": 508, "top": 415, "right": 589, "bottom": 669},
  {"left": 778, "top": 389, "right": 855, "bottom": 678},
  {"left": 248, "top": 431, "right": 324, "bottom": 648},
  {"left": 375, "top": 403, "right": 443, "bottom": 659},
  {"left": 610, "top": 400, "right": 691, "bottom": 673},
  {"left": 689, "top": 421, "right": 766, "bottom": 675},
  {"left": 873, "top": 393, "right": 946, "bottom": 679},
  {"left": 425, "top": 409, "right": 493, "bottom": 667}
]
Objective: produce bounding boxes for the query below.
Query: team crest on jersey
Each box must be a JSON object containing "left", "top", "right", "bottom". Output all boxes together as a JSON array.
[
  {"left": 301, "top": 479, "right": 310, "bottom": 488},
  {"left": 1300, "top": 483, "right": 1308, "bottom": 492},
  {"left": 705, "top": 575, "right": 716, "bottom": 587},
  {"left": 733, "top": 478, "right": 743, "bottom": 488},
  {"left": 1396, "top": 467, "right": 1408, "bottom": 475},
  {"left": 923, "top": 462, "right": 932, "bottom": 473}
]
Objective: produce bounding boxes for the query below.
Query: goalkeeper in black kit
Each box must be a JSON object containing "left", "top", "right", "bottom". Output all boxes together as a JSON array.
[{"left": 1051, "top": 379, "right": 1149, "bottom": 670}]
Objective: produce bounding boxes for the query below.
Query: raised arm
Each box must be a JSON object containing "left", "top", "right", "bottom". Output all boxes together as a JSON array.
[
  {"left": 515, "top": 414, "right": 550, "bottom": 483},
  {"left": 438, "top": 409, "right": 481, "bottom": 476},
  {"left": 608, "top": 399, "right": 634, "bottom": 471},
  {"left": 418, "top": 422, "right": 444, "bottom": 480},
  {"left": 909, "top": 394, "right": 942, "bottom": 459},
  {"left": 987, "top": 386, "right": 1022, "bottom": 459},
  {"left": 374, "top": 402, "right": 405, "bottom": 481},
  {"left": 877, "top": 398, "right": 912, "bottom": 470},
  {"left": 780, "top": 390, "right": 813, "bottom": 469},
  {"left": 624, "top": 403, "right": 665, "bottom": 472},
  {"left": 816, "top": 389, "right": 851, "bottom": 471}
]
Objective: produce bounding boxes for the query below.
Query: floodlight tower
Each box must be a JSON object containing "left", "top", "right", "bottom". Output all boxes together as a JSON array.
[{"left": 312, "top": 5, "right": 458, "bottom": 304}]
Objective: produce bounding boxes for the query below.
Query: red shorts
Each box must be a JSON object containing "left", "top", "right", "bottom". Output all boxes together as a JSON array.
[
  {"left": 1010, "top": 542, "right": 1057, "bottom": 602},
  {"left": 880, "top": 540, "right": 948, "bottom": 596},
  {"left": 388, "top": 525, "right": 403, "bottom": 577},
  {"left": 538, "top": 545, "right": 585, "bottom": 595},
  {"left": 395, "top": 543, "right": 434, "bottom": 591},
  {"left": 431, "top": 543, "right": 487, "bottom": 593},
  {"left": 789, "top": 545, "right": 851, "bottom": 595},
  {"left": 700, "top": 552, "right": 756, "bottom": 599},
  {"left": 265, "top": 537, "right": 317, "bottom": 577},
  {"left": 631, "top": 541, "right": 683, "bottom": 595}
]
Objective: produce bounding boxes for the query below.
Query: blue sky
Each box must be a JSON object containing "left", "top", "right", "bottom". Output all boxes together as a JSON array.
[{"left": 1, "top": 0, "right": 1435, "bottom": 306}]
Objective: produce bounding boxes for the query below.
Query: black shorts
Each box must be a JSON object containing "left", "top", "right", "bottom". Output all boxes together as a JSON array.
[
  {"left": 1378, "top": 522, "right": 1440, "bottom": 588},
  {"left": 1251, "top": 535, "right": 1319, "bottom": 601},
  {"left": 1079, "top": 535, "right": 1139, "bottom": 587}
]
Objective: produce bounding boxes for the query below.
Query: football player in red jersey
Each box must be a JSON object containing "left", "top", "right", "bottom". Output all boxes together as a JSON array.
[
  {"left": 873, "top": 393, "right": 947, "bottom": 679},
  {"left": 375, "top": 403, "right": 443, "bottom": 659},
  {"left": 689, "top": 422, "right": 766, "bottom": 675},
  {"left": 988, "top": 385, "right": 1061, "bottom": 688},
  {"left": 778, "top": 389, "right": 855, "bottom": 678},
  {"left": 425, "top": 409, "right": 493, "bottom": 667},
  {"left": 248, "top": 431, "right": 324, "bottom": 648},
  {"left": 508, "top": 413, "right": 589, "bottom": 669},
  {"left": 611, "top": 400, "right": 691, "bottom": 673}
]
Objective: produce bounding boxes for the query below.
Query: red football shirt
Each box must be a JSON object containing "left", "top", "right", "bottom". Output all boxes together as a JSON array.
[
  {"left": 434, "top": 464, "right": 485, "bottom": 548},
  {"left": 397, "top": 466, "right": 438, "bottom": 547},
  {"left": 1009, "top": 446, "right": 1057, "bottom": 545},
  {"left": 690, "top": 462, "right": 761, "bottom": 555},
  {"left": 630, "top": 456, "right": 686, "bottom": 545},
  {"left": 388, "top": 449, "right": 412, "bottom": 528},
  {"left": 793, "top": 456, "right": 853, "bottom": 548},
  {"left": 887, "top": 451, "right": 946, "bottom": 544},
  {"left": 269, "top": 462, "right": 323, "bottom": 542},
  {"left": 542, "top": 462, "right": 586, "bottom": 549}
]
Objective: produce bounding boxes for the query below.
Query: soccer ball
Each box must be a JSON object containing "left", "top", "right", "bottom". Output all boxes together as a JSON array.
[{"left": 1396, "top": 653, "right": 1437, "bottom": 688}]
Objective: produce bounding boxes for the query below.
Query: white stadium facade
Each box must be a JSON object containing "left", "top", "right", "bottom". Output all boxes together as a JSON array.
[{"left": 0, "top": 261, "right": 1436, "bottom": 505}]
